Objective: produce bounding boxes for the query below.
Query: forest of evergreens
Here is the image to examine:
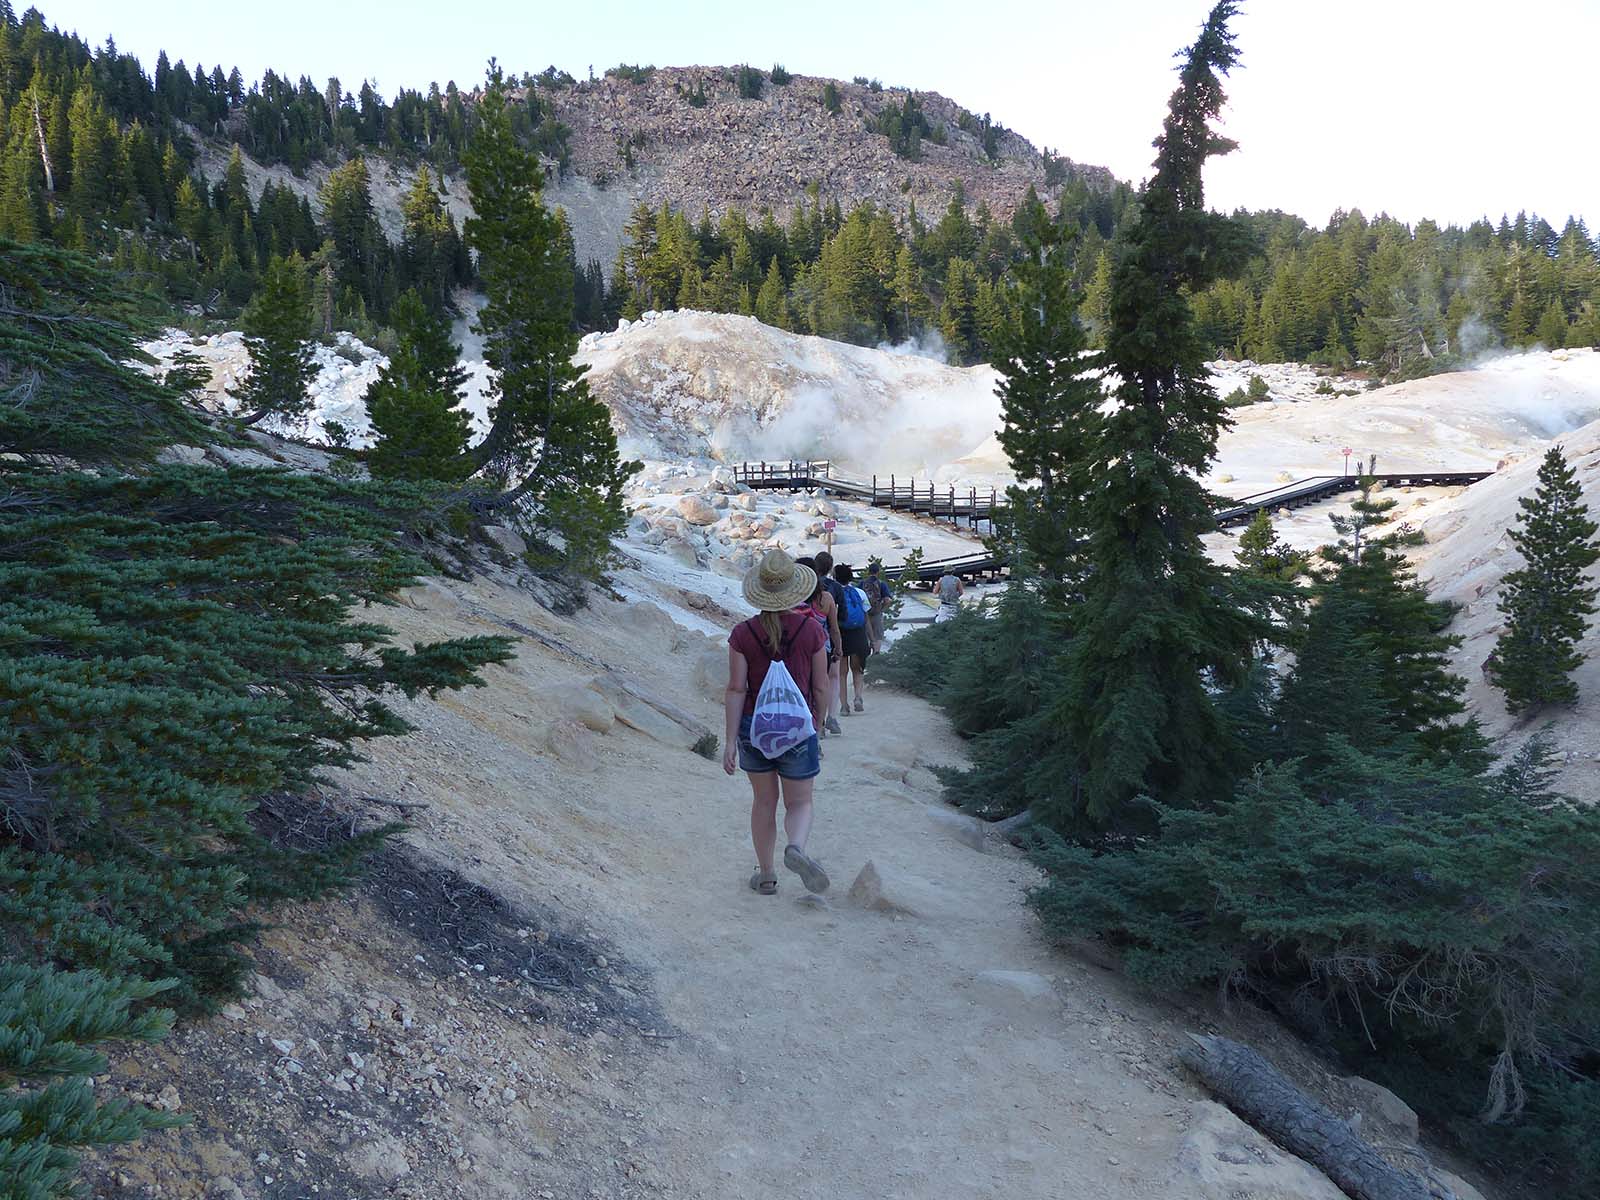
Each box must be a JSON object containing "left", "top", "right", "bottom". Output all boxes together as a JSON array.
[{"left": 606, "top": 190, "right": 1600, "bottom": 373}]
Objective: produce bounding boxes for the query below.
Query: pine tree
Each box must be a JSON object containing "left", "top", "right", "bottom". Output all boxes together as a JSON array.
[
  {"left": 1234, "top": 509, "right": 1305, "bottom": 582},
  {"left": 228, "top": 254, "right": 315, "bottom": 426},
  {"left": 889, "top": 243, "right": 928, "bottom": 339},
  {"left": 0, "top": 139, "right": 43, "bottom": 241},
  {"left": 318, "top": 156, "right": 388, "bottom": 319},
  {"left": 1321, "top": 478, "right": 1484, "bottom": 764},
  {"left": 1489, "top": 446, "right": 1600, "bottom": 713},
  {"left": 992, "top": 196, "right": 1099, "bottom": 594},
  {"left": 1535, "top": 297, "right": 1568, "bottom": 348},
  {"left": 398, "top": 164, "right": 456, "bottom": 315},
  {"left": 754, "top": 256, "right": 787, "bottom": 328},
  {"left": 1, "top": 240, "right": 209, "bottom": 460},
  {"left": 366, "top": 289, "right": 471, "bottom": 482},
  {"left": 1272, "top": 584, "right": 1401, "bottom": 778},
  {"left": 1080, "top": 248, "right": 1112, "bottom": 347},
  {"left": 65, "top": 87, "right": 111, "bottom": 225},
  {"left": 1505, "top": 286, "right": 1532, "bottom": 345},
  {"left": 462, "top": 63, "right": 637, "bottom": 569},
  {"left": 937, "top": 257, "right": 977, "bottom": 361},
  {"left": 1055, "top": 2, "right": 1263, "bottom": 827}
]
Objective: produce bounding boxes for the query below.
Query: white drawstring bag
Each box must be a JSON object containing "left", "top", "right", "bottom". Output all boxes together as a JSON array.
[{"left": 749, "top": 653, "right": 815, "bottom": 758}]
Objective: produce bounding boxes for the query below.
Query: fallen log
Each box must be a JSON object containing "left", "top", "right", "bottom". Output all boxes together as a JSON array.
[{"left": 1178, "top": 1034, "right": 1445, "bottom": 1200}]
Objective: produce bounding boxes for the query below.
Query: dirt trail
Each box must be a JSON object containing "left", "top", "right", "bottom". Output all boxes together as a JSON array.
[
  {"left": 610, "top": 684, "right": 1189, "bottom": 1200},
  {"left": 324, "top": 569, "right": 1206, "bottom": 1199}
]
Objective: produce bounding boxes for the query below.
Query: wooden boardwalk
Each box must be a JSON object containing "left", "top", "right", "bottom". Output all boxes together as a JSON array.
[{"left": 731, "top": 460, "right": 1493, "bottom": 584}]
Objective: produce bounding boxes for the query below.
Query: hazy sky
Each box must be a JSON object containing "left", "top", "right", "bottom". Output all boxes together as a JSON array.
[{"left": 39, "top": 0, "right": 1599, "bottom": 228}]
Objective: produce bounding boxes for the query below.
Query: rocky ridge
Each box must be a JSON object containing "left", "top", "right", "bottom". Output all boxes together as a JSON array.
[
  {"left": 195, "top": 67, "right": 1116, "bottom": 279},
  {"left": 540, "top": 66, "right": 1113, "bottom": 228}
]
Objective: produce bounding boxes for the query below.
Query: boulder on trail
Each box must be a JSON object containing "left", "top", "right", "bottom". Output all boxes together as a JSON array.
[
  {"left": 1173, "top": 1101, "right": 1345, "bottom": 1200},
  {"left": 677, "top": 494, "right": 721, "bottom": 525},
  {"left": 901, "top": 765, "right": 943, "bottom": 793},
  {"left": 156, "top": 444, "right": 209, "bottom": 467},
  {"left": 859, "top": 757, "right": 912, "bottom": 783},
  {"left": 926, "top": 806, "right": 986, "bottom": 852},
  {"left": 597, "top": 690, "right": 692, "bottom": 745},
  {"left": 846, "top": 860, "right": 939, "bottom": 917},
  {"left": 664, "top": 538, "right": 703, "bottom": 570}
]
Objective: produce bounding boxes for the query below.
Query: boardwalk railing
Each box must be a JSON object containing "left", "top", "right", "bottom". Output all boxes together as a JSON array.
[
  {"left": 732, "top": 461, "right": 1001, "bottom": 528},
  {"left": 730, "top": 461, "right": 1493, "bottom": 582}
]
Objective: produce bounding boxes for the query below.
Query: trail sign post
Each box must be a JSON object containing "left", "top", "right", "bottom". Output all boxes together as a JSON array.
[
  {"left": 1341, "top": 447, "right": 1353, "bottom": 476},
  {"left": 824, "top": 518, "right": 836, "bottom": 552}
]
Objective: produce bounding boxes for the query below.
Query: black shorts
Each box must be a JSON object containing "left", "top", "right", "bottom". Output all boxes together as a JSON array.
[{"left": 840, "top": 625, "right": 871, "bottom": 663}]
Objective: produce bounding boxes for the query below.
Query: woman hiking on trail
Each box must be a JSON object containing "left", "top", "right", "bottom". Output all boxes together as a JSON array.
[
  {"left": 832, "top": 563, "right": 872, "bottom": 713},
  {"left": 724, "top": 549, "right": 832, "bottom": 896},
  {"left": 808, "top": 550, "right": 846, "bottom": 736}
]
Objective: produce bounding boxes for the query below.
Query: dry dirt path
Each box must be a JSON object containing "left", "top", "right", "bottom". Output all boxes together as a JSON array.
[{"left": 552, "top": 675, "right": 1193, "bottom": 1198}]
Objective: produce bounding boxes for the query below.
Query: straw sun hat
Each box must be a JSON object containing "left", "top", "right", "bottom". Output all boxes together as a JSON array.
[{"left": 742, "top": 549, "right": 817, "bottom": 612}]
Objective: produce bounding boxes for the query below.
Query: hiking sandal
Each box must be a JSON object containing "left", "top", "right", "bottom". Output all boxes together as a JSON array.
[
  {"left": 783, "top": 844, "right": 830, "bottom": 894},
  {"left": 749, "top": 869, "right": 778, "bottom": 895}
]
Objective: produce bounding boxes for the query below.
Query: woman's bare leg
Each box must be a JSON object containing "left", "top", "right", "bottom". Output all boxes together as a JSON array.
[
  {"left": 748, "top": 771, "right": 780, "bottom": 874},
  {"left": 779, "top": 776, "right": 815, "bottom": 850}
]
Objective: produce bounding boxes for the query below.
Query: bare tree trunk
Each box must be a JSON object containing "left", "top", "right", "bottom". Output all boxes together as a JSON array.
[
  {"left": 1179, "top": 1034, "right": 1445, "bottom": 1200},
  {"left": 31, "top": 97, "right": 55, "bottom": 193}
]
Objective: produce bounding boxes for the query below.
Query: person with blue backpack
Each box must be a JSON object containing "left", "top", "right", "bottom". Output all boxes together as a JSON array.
[{"left": 832, "top": 563, "right": 873, "bottom": 714}]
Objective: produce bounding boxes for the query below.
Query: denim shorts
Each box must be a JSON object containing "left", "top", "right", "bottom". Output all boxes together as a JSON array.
[{"left": 737, "top": 715, "right": 821, "bottom": 780}]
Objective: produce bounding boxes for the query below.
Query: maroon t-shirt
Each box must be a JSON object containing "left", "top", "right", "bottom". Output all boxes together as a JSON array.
[{"left": 729, "top": 610, "right": 826, "bottom": 719}]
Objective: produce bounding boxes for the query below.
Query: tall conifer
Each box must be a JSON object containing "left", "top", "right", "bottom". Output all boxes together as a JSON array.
[
  {"left": 1489, "top": 446, "right": 1600, "bottom": 713},
  {"left": 1320, "top": 478, "right": 1485, "bottom": 765},
  {"left": 366, "top": 289, "right": 471, "bottom": 483},
  {"left": 1055, "top": 1, "right": 1261, "bottom": 827},
  {"left": 992, "top": 195, "right": 1099, "bottom": 595},
  {"left": 229, "top": 254, "right": 314, "bottom": 426},
  {"left": 462, "top": 62, "right": 636, "bottom": 568}
]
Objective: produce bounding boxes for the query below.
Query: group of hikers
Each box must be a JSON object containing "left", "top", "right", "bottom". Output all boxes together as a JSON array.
[{"left": 721, "top": 547, "right": 893, "bottom": 896}]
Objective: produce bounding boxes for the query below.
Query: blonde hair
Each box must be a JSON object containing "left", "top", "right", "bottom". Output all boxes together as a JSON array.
[{"left": 758, "top": 611, "right": 783, "bottom": 658}]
